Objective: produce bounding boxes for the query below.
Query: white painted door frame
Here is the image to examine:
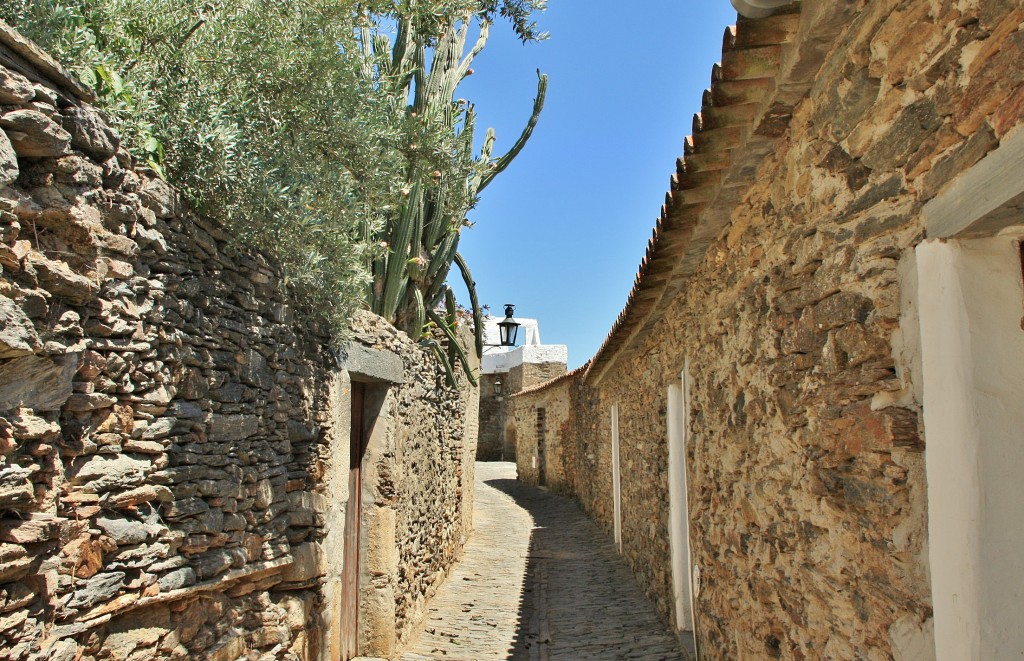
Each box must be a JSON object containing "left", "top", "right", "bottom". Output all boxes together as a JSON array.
[
  {"left": 667, "top": 366, "right": 696, "bottom": 633},
  {"left": 611, "top": 403, "right": 622, "bottom": 553},
  {"left": 916, "top": 125, "right": 1024, "bottom": 661}
]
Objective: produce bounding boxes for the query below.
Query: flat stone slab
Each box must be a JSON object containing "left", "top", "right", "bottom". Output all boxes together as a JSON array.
[{"left": 336, "top": 342, "right": 404, "bottom": 384}]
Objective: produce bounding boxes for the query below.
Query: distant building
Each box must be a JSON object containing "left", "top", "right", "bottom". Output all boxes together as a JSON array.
[{"left": 477, "top": 315, "right": 566, "bottom": 461}]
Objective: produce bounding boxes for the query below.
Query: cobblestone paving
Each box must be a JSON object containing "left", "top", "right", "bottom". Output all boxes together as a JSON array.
[{"left": 398, "top": 462, "right": 687, "bottom": 661}]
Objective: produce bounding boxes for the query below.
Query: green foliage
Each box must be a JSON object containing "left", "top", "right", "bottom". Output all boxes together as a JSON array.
[
  {"left": 2, "top": 0, "right": 405, "bottom": 336},
  {"left": 0, "top": 0, "right": 547, "bottom": 371}
]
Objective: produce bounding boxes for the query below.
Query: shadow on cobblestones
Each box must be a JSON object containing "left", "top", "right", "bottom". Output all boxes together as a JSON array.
[
  {"left": 485, "top": 476, "right": 684, "bottom": 661},
  {"left": 399, "top": 463, "right": 684, "bottom": 660}
]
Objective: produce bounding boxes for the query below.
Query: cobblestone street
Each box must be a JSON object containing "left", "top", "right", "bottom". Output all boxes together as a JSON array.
[{"left": 398, "top": 462, "right": 687, "bottom": 661}]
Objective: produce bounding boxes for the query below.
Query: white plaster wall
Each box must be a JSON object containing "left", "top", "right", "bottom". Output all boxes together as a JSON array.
[
  {"left": 481, "top": 344, "right": 568, "bottom": 374},
  {"left": 916, "top": 235, "right": 1024, "bottom": 661}
]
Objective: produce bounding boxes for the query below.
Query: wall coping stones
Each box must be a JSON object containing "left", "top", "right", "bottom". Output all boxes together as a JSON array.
[
  {"left": 336, "top": 342, "right": 405, "bottom": 384},
  {"left": 0, "top": 20, "right": 95, "bottom": 102}
]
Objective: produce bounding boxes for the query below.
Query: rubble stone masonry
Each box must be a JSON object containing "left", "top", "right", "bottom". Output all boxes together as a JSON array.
[
  {"left": 0, "top": 28, "right": 477, "bottom": 661},
  {"left": 512, "top": 1, "right": 1024, "bottom": 659}
]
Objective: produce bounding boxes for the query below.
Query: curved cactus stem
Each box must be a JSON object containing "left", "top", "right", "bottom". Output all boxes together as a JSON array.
[
  {"left": 453, "top": 251, "right": 483, "bottom": 358},
  {"left": 479, "top": 70, "right": 547, "bottom": 194},
  {"left": 426, "top": 307, "right": 478, "bottom": 387},
  {"left": 422, "top": 337, "right": 458, "bottom": 388},
  {"left": 424, "top": 231, "right": 459, "bottom": 305}
]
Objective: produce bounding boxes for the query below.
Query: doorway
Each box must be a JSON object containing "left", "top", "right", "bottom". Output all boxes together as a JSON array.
[{"left": 341, "top": 382, "right": 368, "bottom": 660}]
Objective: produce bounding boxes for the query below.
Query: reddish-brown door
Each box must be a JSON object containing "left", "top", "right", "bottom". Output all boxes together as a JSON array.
[{"left": 340, "top": 382, "right": 367, "bottom": 660}]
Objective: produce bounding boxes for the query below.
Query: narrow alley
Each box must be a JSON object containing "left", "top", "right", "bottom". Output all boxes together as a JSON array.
[{"left": 398, "top": 463, "right": 687, "bottom": 661}]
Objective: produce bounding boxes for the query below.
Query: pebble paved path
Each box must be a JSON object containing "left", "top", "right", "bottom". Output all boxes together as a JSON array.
[{"left": 398, "top": 462, "right": 687, "bottom": 661}]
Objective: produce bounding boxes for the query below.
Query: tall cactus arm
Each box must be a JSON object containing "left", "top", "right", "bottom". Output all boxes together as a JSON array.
[
  {"left": 358, "top": 23, "right": 376, "bottom": 81},
  {"left": 457, "top": 19, "right": 491, "bottom": 81},
  {"left": 380, "top": 179, "right": 423, "bottom": 320},
  {"left": 411, "top": 39, "right": 428, "bottom": 112},
  {"left": 478, "top": 70, "right": 547, "bottom": 194},
  {"left": 454, "top": 251, "right": 484, "bottom": 358},
  {"left": 391, "top": 14, "right": 414, "bottom": 77}
]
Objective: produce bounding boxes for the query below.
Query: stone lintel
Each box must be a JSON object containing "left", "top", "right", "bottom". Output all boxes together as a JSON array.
[
  {"left": 923, "top": 126, "right": 1024, "bottom": 239},
  {"left": 336, "top": 342, "right": 405, "bottom": 384}
]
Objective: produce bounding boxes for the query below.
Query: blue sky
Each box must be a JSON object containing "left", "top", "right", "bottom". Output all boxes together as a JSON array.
[{"left": 454, "top": 2, "right": 740, "bottom": 369}]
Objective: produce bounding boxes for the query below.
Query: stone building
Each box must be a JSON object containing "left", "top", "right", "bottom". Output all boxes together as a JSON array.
[
  {"left": 476, "top": 314, "right": 566, "bottom": 461},
  {"left": 0, "top": 25, "right": 479, "bottom": 661},
  {"left": 509, "top": 1, "right": 1024, "bottom": 660}
]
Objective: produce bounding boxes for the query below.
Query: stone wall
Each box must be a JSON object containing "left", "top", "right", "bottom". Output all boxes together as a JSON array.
[
  {"left": 0, "top": 28, "right": 478, "bottom": 661},
  {"left": 478, "top": 359, "right": 565, "bottom": 462},
  {"left": 476, "top": 374, "right": 503, "bottom": 460},
  {"left": 332, "top": 313, "right": 478, "bottom": 658},
  {"left": 509, "top": 2, "right": 1024, "bottom": 659},
  {"left": 509, "top": 377, "right": 571, "bottom": 490}
]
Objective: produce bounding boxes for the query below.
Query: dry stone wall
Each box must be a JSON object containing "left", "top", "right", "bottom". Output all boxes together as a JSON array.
[
  {"left": 480, "top": 360, "right": 566, "bottom": 463},
  {"left": 0, "top": 30, "right": 478, "bottom": 661},
  {"left": 509, "top": 378, "right": 570, "bottom": 490},
  {"left": 330, "top": 312, "right": 478, "bottom": 658},
  {"left": 475, "top": 374, "right": 503, "bottom": 461},
  {"left": 511, "top": 1, "right": 1024, "bottom": 659}
]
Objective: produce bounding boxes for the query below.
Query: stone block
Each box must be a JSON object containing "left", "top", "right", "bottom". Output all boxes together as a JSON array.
[
  {"left": 280, "top": 542, "right": 322, "bottom": 583},
  {"left": 336, "top": 342, "right": 404, "bottom": 383},
  {"left": 157, "top": 567, "right": 196, "bottom": 592},
  {"left": 0, "top": 131, "right": 17, "bottom": 187},
  {"left": 0, "top": 109, "right": 71, "bottom": 157},
  {"left": 239, "top": 349, "right": 273, "bottom": 389},
  {"left": 60, "top": 105, "right": 119, "bottom": 160},
  {"left": 0, "top": 466, "right": 33, "bottom": 509},
  {"left": 0, "top": 66, "right": 34, "bottom": 105},
  {"left": 206, "top": 413, "right": 258, "bottom": 442},
  {"left": 0, "top": 514, "right": 62, "bottom": 544},
  {"left": 102, "top": 484, "right": 173, "bottom": 509},
  {"left": 96, "top": 515, "right": 154, "bottom": 546},
  {"left": 0, "top": 353, "right": 78, "bottom": 413},
  {"left": 64, "top": 571, "right": 125, "bottom": 609},
  {"left": 27, "top": 253, "right": 95, "bottom": 305},
  {"left": 68, "top": 455, "right": 150, "bottom": 493},
  {"left": 138, "top": 178, "right": 181, "bottom": 219},
  {"left": 0, "top": 295, "right": 41, "bottom": 359}
]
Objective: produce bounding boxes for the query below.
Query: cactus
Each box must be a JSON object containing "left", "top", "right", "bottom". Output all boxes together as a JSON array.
[{"left": 362, "top": 7, "right": 547, "bottom": 385}]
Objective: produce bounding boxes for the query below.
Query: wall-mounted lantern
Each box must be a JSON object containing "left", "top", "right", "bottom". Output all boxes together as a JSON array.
[
  {"left": 493, "top": 377, "right": 503, "bottom": 398},
  {"left": 497, "top": 304, "right": 520, "bottom": 347}
]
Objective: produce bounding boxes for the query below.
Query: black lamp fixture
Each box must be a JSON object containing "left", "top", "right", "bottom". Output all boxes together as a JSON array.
[
  {"left": 497, "top": 304, "right": 520, "bottom": 347},
  {"left": 493, "top": 377, "right": 503, "bottom": 397}
]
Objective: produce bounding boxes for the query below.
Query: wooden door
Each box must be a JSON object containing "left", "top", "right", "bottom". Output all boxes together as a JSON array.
[{"left": 340, "top": 382, "right": 367, "bottom": 660}]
